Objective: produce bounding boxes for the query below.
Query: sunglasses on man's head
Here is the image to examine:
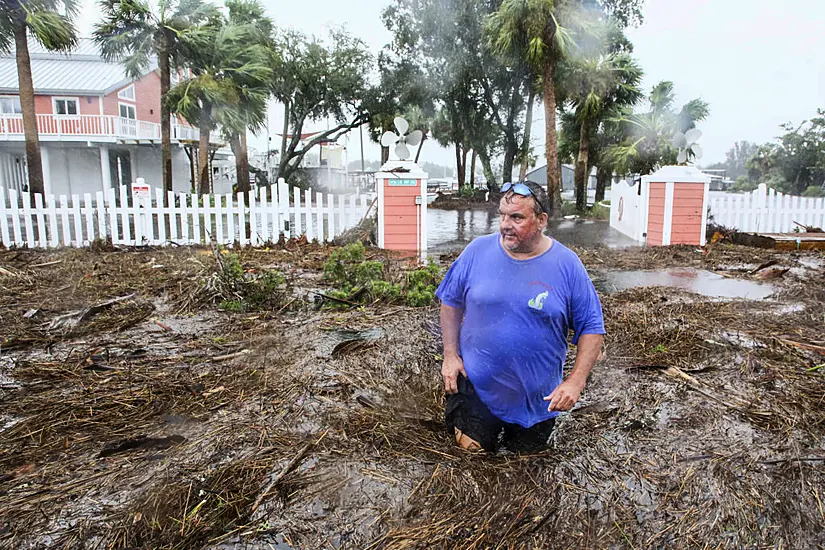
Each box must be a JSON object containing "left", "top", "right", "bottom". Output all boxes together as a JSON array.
[{"left": 501, "top": 182, "right": 546, "bottom": 213}]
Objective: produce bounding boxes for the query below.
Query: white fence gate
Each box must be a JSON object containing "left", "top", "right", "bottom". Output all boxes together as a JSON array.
[
  {"left": 0, "top": 179, "right": 372, "bottom": 248},
  {"left": 709, "top": 183, "right": 825, "bottom": 233}
]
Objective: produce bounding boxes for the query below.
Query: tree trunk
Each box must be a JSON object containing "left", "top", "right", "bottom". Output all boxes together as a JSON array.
[
  {"left": 595, "top": 165, "right": 610, "bottom": 203},
  {"left": 462, "top": 148, "right": 469, "bottom": 189},
  {"left": 197, "top": 109, "right": 211, "bottom": 195},
  {"left": 232, "top": 131, "right": 251, "bottom": 194},
  {"left": 470, "top": 151, "right": 476, "bottom": 188},
  {"left": 158, "top": 36, "right": 173, "bottom": 196},
  {"left": 414, "top": 131, "right": 427, "bottom": 163},
  {"left": 502, "top": 145, "right": 515, "bottom": 185},
  {"left": 575, "top": 119, "right": 590, "bottom": 212},
  {"left": 381, "top": 146, "right": 389, "bottom": 165},
  {"left": 279, "top": 99, "right": 289, "bottom": 175},
  {"left": 15, "top": 22, "right": 44, "bottom": 196},
  {"left": 185, "top": 145, "right": 196, "bottom": 192},
  {"left": 477, "top": 149, "right": 497, "bottom": 191},
  {"left": 455, "top": 142, "right": 465, "bottom": 190},
  {"left": 543, "top": 59, "right": 562, "bottom": 218},
  {"left": 519, "top": 87, "right": 536, "bottom": 181}
]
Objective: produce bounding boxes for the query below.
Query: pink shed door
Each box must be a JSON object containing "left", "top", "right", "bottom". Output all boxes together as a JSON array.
[
  {"left": 383, "top": 179, "right": 421, "bottom": 251},
  {"left": 670, "top": 182, "right": 705, "bottom": 245},
  {"left": 647, "top": 182, "right": 666, "bottom": 246}
]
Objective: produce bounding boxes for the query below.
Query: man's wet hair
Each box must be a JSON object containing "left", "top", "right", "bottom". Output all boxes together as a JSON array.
[{"left": 502, "top": 180, "right": 550, "bottom": 217}]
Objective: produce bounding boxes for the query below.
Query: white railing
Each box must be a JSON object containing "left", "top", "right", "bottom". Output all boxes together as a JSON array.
[
  {"left": 0, "top": 114, "right": 198, "bottom": 142},
  {"left": 173, "top": 124, "right": 198, "bottom": 141},
  {"left": 709, "top": 183, "right": 825, "bottom": 233},
  {"left": 0, "top": 179, "right": 371, "bottom": 248}
]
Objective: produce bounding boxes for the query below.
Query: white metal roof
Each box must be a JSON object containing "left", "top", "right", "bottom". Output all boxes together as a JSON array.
[{"left": 0, "top": 37, "right": 156, "bottom": 95}]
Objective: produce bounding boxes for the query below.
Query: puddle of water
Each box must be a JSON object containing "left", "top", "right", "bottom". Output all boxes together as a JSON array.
[{"left": 598, "top": 268, "right": 775, "bottom": 300}]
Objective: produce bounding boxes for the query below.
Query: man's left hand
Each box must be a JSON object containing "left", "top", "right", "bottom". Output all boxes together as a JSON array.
[{"left": 543, "top": 379, "right": 584, "bottom": 412}]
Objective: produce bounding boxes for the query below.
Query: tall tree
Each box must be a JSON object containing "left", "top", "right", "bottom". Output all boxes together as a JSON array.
[
  {"left": 270, "top": 29, "right": 373, "bottom": 184},
  {"left": 168, "top": 1, "right": 271, "bottom": 194},
  {"left": 382, "top": 0, "right": 533, "bottom": 189},
  {"left": 0, "top": 0, "right": 78, "bottom": 195},
  {"left": 744, "top": 113, "right": 825, "bottom": 195},
  {"left": 561, "top": 50, "right": 642, "bottom": 210},
  {"left": 608, "top": 81, "right": 710, "bottom": 176},
  {"left": 95, "top": 0, "right": 218, "bottom": 195},
  {"left": 220, "top": 0, "right": 274, "bottom": 194},
  {"left": 487, "top": 0, "right": 585, "bottom": 218}
]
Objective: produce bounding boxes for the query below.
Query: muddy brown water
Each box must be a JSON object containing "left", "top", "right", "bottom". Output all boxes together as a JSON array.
[{"left": 596, "top": 267, "right": 776, "bottom": 300}]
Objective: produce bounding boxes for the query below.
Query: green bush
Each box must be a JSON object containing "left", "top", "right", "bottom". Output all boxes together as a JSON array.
[
  {"left": 802, "top": 185, "right": 825, "bottom": 198},
  {"left": 213, "top": 253, "right": 286, "bottom": 312},
  {"left": 321, "top": 243, "right": 443, "bottom": 308}
]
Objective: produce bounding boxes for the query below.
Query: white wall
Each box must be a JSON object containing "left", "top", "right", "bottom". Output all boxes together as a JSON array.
[
  {"left": 610, "top": 179, "right": 645, "bottom": 242},
  {"left": 134, "top": 146, "right": 193, "bottom": 193},
  {"left": 47, "top": 146, "right": 104, "bottom": 196}
]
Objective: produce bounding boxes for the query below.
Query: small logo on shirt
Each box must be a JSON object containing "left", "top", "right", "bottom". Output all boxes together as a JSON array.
[{"left": 528, "top": 291, "right": 549, "bottom": 311}]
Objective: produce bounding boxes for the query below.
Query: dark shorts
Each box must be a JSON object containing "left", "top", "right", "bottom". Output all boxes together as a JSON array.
[{"left": 445, "top": 375, "right": 556, "bottom": 453}]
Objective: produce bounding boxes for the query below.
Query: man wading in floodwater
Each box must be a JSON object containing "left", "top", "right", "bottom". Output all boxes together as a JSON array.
[{"left": 435, "top": 181, "right": 605, "bottom": 453}]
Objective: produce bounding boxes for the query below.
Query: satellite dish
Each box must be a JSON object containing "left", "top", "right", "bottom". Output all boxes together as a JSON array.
[
  {"left": 381, "top": 117, "right": 421, "bottom": 161},
  {"left": 673, "top": 128, "right": 703, "bottom": 165}
]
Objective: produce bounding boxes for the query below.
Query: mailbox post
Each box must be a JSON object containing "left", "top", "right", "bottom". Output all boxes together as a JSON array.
[{"left": 375, "top": 160, "right": 428, "bottom": 260}]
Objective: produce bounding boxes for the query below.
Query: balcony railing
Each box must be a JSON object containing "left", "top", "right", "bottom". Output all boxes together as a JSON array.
[{"left": 0, "top": 114, "right": 199, "bottom": 142}]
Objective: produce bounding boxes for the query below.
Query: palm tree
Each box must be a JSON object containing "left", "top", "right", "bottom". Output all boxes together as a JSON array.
[
  {"left": 219, "top": 0, "right": 273, "bottom": 194},
  {"left": 562, "top": 52, "right": 642, "bottom": 211},
  {"left": 0, "top": 0, "right": 78, "bottom": 195},
  {"left": 608, "top": 81, "right": 710, "bottom": 176},
  {"left": 167, "top": 7, "right": 270, "bottom": 194},
  {"left": 487, "top": 0, "right": 584, "bottom": 218},
  {"left": 94, "top": 0, "right": 218, "bottom": 195}
]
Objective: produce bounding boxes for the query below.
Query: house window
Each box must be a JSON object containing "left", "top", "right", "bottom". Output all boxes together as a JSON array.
[
  {"left": 119, "top": 103, "right": 136, "bottom": 120},
  {"left": 0, "top": 96, "right": 22, "bottom": 114},
  {"left": 117, "top": 84, "right": 135, "bottom": 101},
  {"left": 53, "top": 98, "right": 79, "bottom": 115}
]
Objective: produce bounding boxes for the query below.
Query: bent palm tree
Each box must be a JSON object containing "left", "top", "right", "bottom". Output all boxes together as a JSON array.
[
  {"left": 562, "top": 52, "right": 642, "bottom": 210},
  {"left": 608, "top": 81, "right": 710, "bottom": 176},
  {"left": 168, "top": 13, "right": 271, "bottom": 194},
  {"left": 0, "top": 0, "right": 78, "bottom": 195},
  {"left": 94, "top": 0, "right": 217, "bottom": 195}
]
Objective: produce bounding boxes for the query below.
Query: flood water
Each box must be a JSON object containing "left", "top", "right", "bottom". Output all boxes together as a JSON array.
[
  {"left": 597, "top": 268, "right": 775, "bottom": 300},
  {"left": 427, "top": 208, "right": 637, "bottom": 253}
]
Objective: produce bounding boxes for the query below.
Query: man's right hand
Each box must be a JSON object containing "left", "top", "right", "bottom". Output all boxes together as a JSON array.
[{"left": 442, "top": 354, "right": 467, "bottom": 394}]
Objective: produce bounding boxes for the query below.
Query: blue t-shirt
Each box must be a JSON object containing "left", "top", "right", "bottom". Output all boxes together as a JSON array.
[{"left": 435, "top": 233, "right": 605, "bottom": 428}]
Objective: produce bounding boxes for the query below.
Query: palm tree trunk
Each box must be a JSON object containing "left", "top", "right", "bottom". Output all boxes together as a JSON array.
[
  {"left": 158, "top": 36, "right": 173, "bottom": 196},
  {"left": 470, "top": 151, "right": 476, "bottom": 188},
  {"left": 543, "top": 60, "right": 562, "bottom": 218},
  {"left": 575, "top": 120, "right": 590, "bottom": 212},
  {"left": 197, "top": 109, "right": 211, "bottom": 195},
  {"left": 595, "top": 165, "right": 610, "bottom": 203},
  {"left": 520, "top": 87, "right": 536, "bottom": 181},
  {"left": 233, "top": 131, "right": 251, "bottom": 194},
  {"left": 14, "top": 22, "right": 44, "bottom": 196}
]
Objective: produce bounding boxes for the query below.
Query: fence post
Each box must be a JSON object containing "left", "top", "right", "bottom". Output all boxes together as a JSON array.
[{"left": 0, "top": 187, "right": 8, "bottom": 247}]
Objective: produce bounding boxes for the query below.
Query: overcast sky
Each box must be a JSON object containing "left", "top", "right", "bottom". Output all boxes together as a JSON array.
[{"left": 76, "top": 0, "right": 825, "bottom": 172}]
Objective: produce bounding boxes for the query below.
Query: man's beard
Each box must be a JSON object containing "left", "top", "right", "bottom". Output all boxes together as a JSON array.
[{"left": 501, "top": 230, "right": 540, "bottom": 253}]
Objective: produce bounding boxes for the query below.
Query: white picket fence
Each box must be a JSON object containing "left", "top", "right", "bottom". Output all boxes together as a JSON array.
[
  {"left": 0, "top": 179, "right": 372, "bottom": 248},
  {"left": 709, "top": 183, "right": 825, "bottom": 234}
]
